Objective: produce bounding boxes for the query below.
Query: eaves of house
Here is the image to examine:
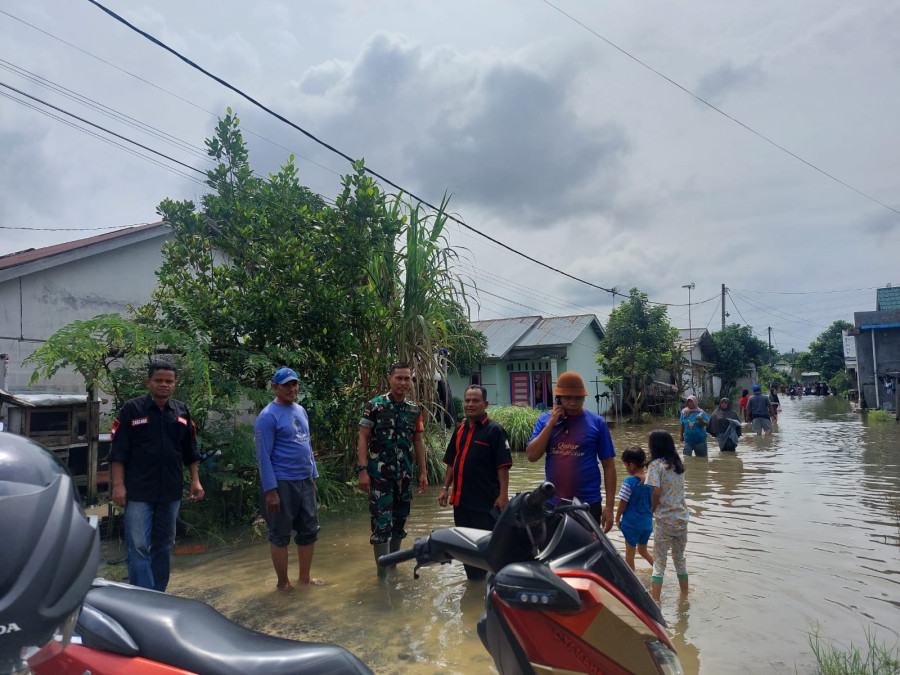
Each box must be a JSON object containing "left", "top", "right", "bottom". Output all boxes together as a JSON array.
[{"left": 0, "top": 222, "right": 170, "bottom": 284}]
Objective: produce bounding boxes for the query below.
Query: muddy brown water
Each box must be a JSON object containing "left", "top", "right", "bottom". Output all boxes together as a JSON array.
[{"left": 148, "top": 397, "right": 899, "bottom": 674}]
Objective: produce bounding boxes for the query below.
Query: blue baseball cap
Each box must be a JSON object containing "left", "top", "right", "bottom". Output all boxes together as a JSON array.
[
  {"left": 752, "top": 384, "right": 761, "bottom": 391},
  {"left": 272, "top": 367, "right": 299, "bottom": 384}
]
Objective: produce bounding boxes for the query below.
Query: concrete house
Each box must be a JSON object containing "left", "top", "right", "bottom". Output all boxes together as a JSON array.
[
  {"left": 852, "top": 285, "right": 900, "bottom": 413},
  {"left": 673, "top": 328, "right": 720, "bottom": 398},
  {"left": 0, "top": 222, "right": 171, "bottom": 394},
  {"left": 446, "top": 314, "right": 613, "bottom": 414}
]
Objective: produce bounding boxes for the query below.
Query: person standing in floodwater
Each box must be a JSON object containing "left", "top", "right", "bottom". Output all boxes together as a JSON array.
[
  {"left": 526, "top": 371, "right": 617, "bottom": 532},
  {"left": 439, "top": 384, "right": 512, "bottom": 580},
  {"left": 255, "top": 367, "right": 326, "bottom": 592},
  {"left": 747, "top": 384, "right": 775, "bottom": 436},
  {"left": 679, "top": 395, "right": 709, "bottom": 457},
  {"left": 615, "top": 446, "right": 655, "bottom": 572},
  {"left": 738, "top": 389, "right": 750, "bottom": 423},
  {"left": 357, "top": 362, "right": 428, "bottom": 578},
  {"left": 647, "top": 430, "right": 689, "bottom": 603}
]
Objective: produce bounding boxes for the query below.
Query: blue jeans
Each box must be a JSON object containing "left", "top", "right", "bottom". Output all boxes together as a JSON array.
[{"left": 124, "top": 500, "right": 181, "bottom": 592}]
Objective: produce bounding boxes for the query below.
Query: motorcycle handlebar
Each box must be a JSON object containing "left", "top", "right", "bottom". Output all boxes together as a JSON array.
[
  {"left": 524, "top": 481, "right": 556, "bottom": 508},
  {"left": 377, "top": 547, "right": 417, "bottom": 567}
]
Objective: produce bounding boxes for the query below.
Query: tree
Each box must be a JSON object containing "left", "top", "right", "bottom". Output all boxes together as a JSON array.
[
  {"left": 807, "top": 320, "right": 853, "bottom": 381},
  {"left": 711, "top": 324, "right": 770, "bottom": 397},
  {"left": 28, "top": 111, "right": 477, "bottom": 501},
  {"left": 597, "top": 288, "right": 678, "bottom": 421}
]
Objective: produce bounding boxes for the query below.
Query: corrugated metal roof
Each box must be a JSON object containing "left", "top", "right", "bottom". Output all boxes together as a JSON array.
[
  {"left": 876, "top": 286, "right": 900, "bottom": 311},
  {"left": 470, "top": 316, "right": 541, "bottom": 359},
  {"left": 470, "top": 314, "right": 602, "bottom": 359},
  {"left": 518, "top": 315, "right": 602, "bottom": 347}
]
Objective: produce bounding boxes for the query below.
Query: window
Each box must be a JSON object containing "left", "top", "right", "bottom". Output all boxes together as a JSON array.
[
  {"left": 470, "top": 372, "right": 482, "bottom": 386},
  {"left": 532, "top": 371, "right": 551, "bottom": 409}
]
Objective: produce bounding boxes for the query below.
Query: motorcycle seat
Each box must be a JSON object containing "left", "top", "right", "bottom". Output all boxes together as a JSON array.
[{"left": 79, "top": 582, "right": 371, "bottom": 675}]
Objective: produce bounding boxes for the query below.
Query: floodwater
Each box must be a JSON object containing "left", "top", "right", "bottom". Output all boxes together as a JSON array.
[{"left": 160, "top": 396, "right": 900, "bottom": 674}]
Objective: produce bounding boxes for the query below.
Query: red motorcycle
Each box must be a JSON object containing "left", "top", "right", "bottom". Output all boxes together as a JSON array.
[
  {"left": 379, "top": 482, "right": 684, "bottom": 675},
  {"left": 0, "top": 432, "right": 371, "bottom": 675}
]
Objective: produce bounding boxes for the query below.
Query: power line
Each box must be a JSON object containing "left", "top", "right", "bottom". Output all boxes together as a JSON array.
[
  {"left": 0, "top": 58, "right": 213, "bottom": 163},
  {"left": 0, "top": 8, "right": 342, "bottom": 178},
  {"left": 0, "top": 81, "right": 207, "bottom": 177},
  {"left": 0, "top": 88, "right": 207, "bottom": 187},
  {"left": 540, "top": 0, "right": 900, "bottom": 218},
  {"left": 730, "top": 286, "right": 879, "bottom": 296},
  {"left": 86, "top": 0, "right": 683, "bottom": 304}
]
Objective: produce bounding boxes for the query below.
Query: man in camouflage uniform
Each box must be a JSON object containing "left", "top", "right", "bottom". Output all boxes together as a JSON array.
[{"left": 357, "top": 362, "right": 428, "bottom": 577}]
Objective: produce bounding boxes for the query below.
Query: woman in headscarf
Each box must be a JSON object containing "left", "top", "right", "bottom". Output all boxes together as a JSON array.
[
  {"left": 707, "top": 397, "right": 742, "bottom": 452},
  {"left": 679, "top": 395, "right": 709, "bottom": 457}
]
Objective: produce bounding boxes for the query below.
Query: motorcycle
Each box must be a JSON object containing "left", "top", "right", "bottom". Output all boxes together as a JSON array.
[
  {"left": 0, "top": 430, "right": 371, "bottom": 675},
  {"left": 378, "top": 482, "right": 684, "bottom": 675},
  {"left": 34, "top": 578, "right": 374, "bottom": 675}
]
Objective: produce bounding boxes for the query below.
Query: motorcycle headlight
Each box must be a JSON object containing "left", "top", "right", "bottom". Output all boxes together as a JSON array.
[{"left": 646, "top": 639, "right": 684, "bottom": 675}]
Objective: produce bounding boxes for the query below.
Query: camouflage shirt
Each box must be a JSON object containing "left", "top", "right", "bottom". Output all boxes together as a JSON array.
[{"left": 360, "top": 394, "right": 424, "bottom": 471}]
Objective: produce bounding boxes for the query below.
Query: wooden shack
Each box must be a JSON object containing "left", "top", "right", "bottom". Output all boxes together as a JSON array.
[{"left": 0, "top": 389, "right": 107, "bottom": 502}]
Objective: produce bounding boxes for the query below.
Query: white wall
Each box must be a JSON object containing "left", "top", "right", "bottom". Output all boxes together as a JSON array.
[{"left": 0, "top": 236, "right": 167, "bottom": 392}]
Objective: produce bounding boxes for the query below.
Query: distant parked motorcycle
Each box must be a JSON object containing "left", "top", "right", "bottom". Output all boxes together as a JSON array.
[{"left": 379, "top": 482, "right": 683, "bottom": 675}]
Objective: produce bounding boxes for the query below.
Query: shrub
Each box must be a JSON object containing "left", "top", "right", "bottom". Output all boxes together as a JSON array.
[{"left": 489, "top": 405, "right": 542, "bottom": 453}]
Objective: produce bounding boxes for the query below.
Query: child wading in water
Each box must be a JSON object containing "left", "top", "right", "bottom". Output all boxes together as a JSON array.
[
  {"left": 647, "top": 430, "right": 689, "bottom": 602},
  {"left": 615, "top": 446, "right": 654, "bottom": 572}
]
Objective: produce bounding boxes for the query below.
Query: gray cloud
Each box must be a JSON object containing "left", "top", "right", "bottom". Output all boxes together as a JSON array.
[{"left": 695, "top": 60, "right": 766, "bottom": 105}]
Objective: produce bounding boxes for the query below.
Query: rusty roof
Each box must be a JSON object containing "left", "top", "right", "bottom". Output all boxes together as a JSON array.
[{"left": 0, "top": 222, "right": 167, "bottom": 272}]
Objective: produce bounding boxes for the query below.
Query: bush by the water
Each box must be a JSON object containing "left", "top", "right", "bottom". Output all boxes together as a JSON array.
[
  {"left": 489, "top": 405, "right": 542, "bottom": 453},
  {"left": 867, "top": 410, "right": 895, "bottom": 424}
]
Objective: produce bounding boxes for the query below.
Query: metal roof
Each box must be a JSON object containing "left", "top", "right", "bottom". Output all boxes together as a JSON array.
[
  {"left": 470, "top": 314, "right": 602, "bottom": 360},
  {"left": 518, "top": 315, "right": 603, "bottom": 347},
  {"left": 0, "top": 389, "right": 88, "bottom": 407},
  {"left": 876, "top": 286, "right": 900, "bottom": 311},
  {"left": 469, "top": 316, "right": 541, "bottom": 359}
]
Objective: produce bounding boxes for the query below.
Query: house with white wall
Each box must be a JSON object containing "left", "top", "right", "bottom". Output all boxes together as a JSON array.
[
  {"left": 446, "top": 314, "right": 613, "bottom": 414},
  {"left": 0, "top": 222, "right": 171, "bottom": 395}
]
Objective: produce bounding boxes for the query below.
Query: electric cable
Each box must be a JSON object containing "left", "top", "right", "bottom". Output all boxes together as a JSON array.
[
  {"left": 540, "top": 0, "right": 900, "bottom": 218},
  {"left": 85, "top": 0, "right": 695, "bottom": 305},
  {"left": 0, "top": 58, "right": 213, "bottom": 162},
  {"left": 0, "top": 81, "right": 206, "bottom": 177},
  {"left": 0, "top": 8, "right": 343, "bottom": 178}
]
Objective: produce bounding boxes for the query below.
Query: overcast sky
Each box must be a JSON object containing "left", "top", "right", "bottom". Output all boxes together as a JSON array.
[{"left": 2, "top": 0, "right": 898, "bottom": 353}]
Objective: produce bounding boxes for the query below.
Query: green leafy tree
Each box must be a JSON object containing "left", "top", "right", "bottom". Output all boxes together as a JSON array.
[
  {"left": 598, "top": 288, "right": 678, "bottom": 421},
  {"left": 807, "top": 320, "right": 853, "bottom": 381},
  {"left": 711, "top": 324, "right": 770, "bottom": 397}
]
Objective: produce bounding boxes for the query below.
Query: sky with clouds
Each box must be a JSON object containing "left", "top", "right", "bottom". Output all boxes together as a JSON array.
[{"left": 1, "top": 0, "right": 898, "bottom": 353}]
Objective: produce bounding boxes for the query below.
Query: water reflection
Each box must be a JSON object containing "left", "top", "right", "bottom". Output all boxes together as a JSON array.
[{"left": 163, "top": 397, "right": 900, "bottom": 674}]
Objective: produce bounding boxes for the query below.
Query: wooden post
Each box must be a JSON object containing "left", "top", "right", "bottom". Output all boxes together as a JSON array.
[{"left": 85, "top": 384, "right": 100, "bottom": 504}]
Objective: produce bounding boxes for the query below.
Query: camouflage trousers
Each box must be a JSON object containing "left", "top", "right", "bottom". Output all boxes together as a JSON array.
[{"left": 368, "top": 460, "right": 412, "bottom": 545}]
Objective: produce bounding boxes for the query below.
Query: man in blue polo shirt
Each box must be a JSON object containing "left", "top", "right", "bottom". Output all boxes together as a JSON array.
[
  {"left": 526, "top": 371, "right": 617, "bottom": 532},
  {"left": 255, "top": 367, "right": 324, "bottom": 592}
]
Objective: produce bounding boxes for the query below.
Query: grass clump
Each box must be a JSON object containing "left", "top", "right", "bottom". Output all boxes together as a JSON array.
[
  {"left": 488, "top": 405, "right": 542, "bottom": 453},
  {"left": 867, "top": 409, "right": 895, "bottom": 424},
  {"left": 807, "top": 626, "right": 900, "bottom": 674}
]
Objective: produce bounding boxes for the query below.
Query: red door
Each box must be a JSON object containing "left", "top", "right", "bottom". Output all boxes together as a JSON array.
[{"left": 510, "top": 373, "right": 530, "bottom": 406}]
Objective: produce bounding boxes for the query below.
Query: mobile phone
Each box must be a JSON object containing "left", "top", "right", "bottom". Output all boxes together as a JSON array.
[{"left": 555, "top": 395, "right": 562, "bottom": 407}]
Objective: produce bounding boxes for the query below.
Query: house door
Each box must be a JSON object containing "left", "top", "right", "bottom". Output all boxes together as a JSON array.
[{"left": 510, "top": 373, "right": 530, "bottom": 406}]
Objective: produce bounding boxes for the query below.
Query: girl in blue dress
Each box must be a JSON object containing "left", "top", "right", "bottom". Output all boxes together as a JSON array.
[{"left": 615, "top": 446, "right": 655, "bottom": 572}]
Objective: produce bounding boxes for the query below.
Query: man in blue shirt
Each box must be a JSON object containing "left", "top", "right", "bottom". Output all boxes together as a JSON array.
[
  {"left": 255, "top": 367, "right": 324, "bottom": 591},
  {"left": 526, "top": 372, "right": 617, "bottom": 532}
]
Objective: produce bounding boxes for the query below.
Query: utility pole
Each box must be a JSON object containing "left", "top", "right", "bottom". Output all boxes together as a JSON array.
[
  {"left": 682, "top": 283, "right": 695, "bottom": 395},
  {"left": 768, "top": 327, "right": 772, "bottom": 350},
  {"left": 721, "top": 284, "right": 726, "bottom": 331}
]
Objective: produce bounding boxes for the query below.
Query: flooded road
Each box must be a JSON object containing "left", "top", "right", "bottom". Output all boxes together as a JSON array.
[{"left": 163, "top": 396, "right": 900, "bottom": 673}]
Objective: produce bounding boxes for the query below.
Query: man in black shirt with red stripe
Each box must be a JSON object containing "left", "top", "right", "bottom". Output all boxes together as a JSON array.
[
  {"left": 109, "top": 362, "right": 204, "bottom": 591},
  {"left": 439, "top": 385, "right": 512, "bottom": 579}
]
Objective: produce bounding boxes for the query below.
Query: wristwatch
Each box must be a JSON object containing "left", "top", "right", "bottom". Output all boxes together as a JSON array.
[{"left": 357, "top": 465, "right": 368, "bottom": 473}]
